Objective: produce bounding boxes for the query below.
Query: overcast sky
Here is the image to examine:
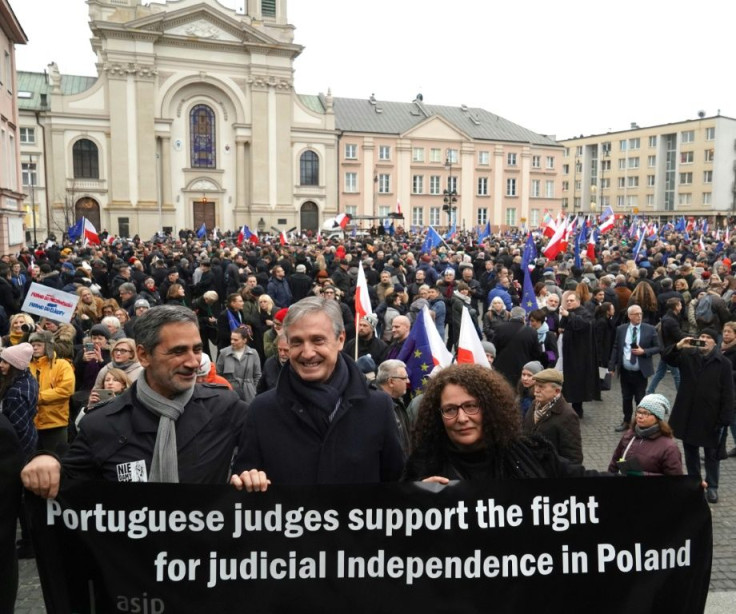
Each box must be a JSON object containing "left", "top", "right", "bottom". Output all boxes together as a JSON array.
[{"left": 12, "top": 0, "right": 736, "bottom": 140}]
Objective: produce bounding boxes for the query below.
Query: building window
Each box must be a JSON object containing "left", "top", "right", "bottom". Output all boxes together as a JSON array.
[
  {"left": 344, "top": 144, "right": 357, "bottom": 159},
  {"left": 617, "top": 195, "right": 625, "bottom": 207},
  {"left": 706, "top": 127, "right": 715, "bottom": 140},
  {"left": 678, "top": 193, "right": 692, "bottom": 205},
  {"left": 262, "top": 0, "right": 276, "bottom": 17},
  {"left": 530, "top": 209, "right": 540, "bottom": 227},
  {"left": 477, "top": 208, "right": 488, "bottom": 225},
  {"left": 429, "top": 175, "right": 440, "bottom": 195},
  {"left": 378, "top": 174, "right": 390, "bottom": 193},
  {"left": 345, "top": 172, "right": 358, "bottom": 193},
  {"left": 412, "top": 207, "right": 424, "bottom": 226},
  {"left": 627, "top": 195, "right": 638, "bottom": 208},
  {"left": 73, "top": 138, "right": 100, "bottom": 179},
  {"left": 619, "top": 139, "right": 628, "bottom": 151},
  {"left": 601, "top": 159, "right": 611, "bottom": 171},
  {"left": 531, "top": 155, "right": 541, "bottom": 169},
  {"left": 628, "top": 157, "right": 640, "bottom": 169},
  {"left": 507, "top": 153, "right": 517, "bottom": 166},
  {"left": 681, "top": 130, "right": 695, "bottom": 143},
  {"left": 22, "top": 162, "right": 37, "bottom": 186},
  {"left": 648, "top": 135, "right": 657, "bottom": 147},
  {"left": 562, "top": 181, "right": 569, "bottom": 192},
  {"left": 703, "top": 192, "right": 712, "bottom": 205},
  {"left": 618, "top": 159, "right": 626, "bottom": 170},
  {"left": 629, "top": 138, "right": 640, "bottom": 150},
  {"left": 190, "top": 104, "right": 216, "bottom": 169},
  {"left": 447, "top": 176, "right": 458, "bottom": 193},
  {"left": 575, "top": 180, "right": 581, "bottom": 191},
  {"left": 628, "top": 176, "right": 639, "bottom": 188},
  {"left": 345, "top": 205, "right": 357, "bottom": 217},
  {"left": 600, "top": 178, "right": 610, "bottom": 189},
  {"left": 618, "top": 177, "right": 626, "bottom": 188},
  {"left": 704, "top": 170, "right": 713, "bottom": 183},
  {"left": 647, "top": 175, "right": 655, "bottom": 187},
  {"left": 447, "top": 149, "right": 459, "bottom": 164},
  {"left": 531, "top": 180, "right": 541, "bottom": 198},
  {"left": 562, "top": 164, "right": 569, "bottom": 175},
  {"left": 19, "top": 127, "right": 35, "bottom": 144},
  {"left": 412, "top": 147, "right": 425, "bottom": 162},
  {"left": 378, "top": 145, "right": 391, "bottom": 160},
  {"left": 648, "top": 155, "right": 656, "bottom": 167},
  {"left": 478, "top": 151, "right": 490, "bottom": 165},
  {"left": 477, "top": 177, "right": 488, "bottom": 196},
  {"left": 300, "top": 150, "right": 319, "bottom": 185},
  {"left": 412, "top": 175, "right": 424, "bottom": 194},
  {"left": 546, "top": 156, "right": 555, "bottom": 169},
  {"left": 378, "top": 205, "right": 390, "bottom": 219},
  {"left": 429, "top": 207, "right": 440, "bottom": 226},
  {"left": 506, "top": 178, "right": 517, "bottom": 196},
  {"left": 430, "top": 148, "right": 442, "bottom": 163},
  {"left": 505, "top": 208, "right": 517, "bottom": 226},
  {"left": 704, "top": 149, "right": 714, "bottom": 162},
  {"left": 680, "top": 172, "right": 693, "bottom": 185},
  {"left": 646, "top": 194, "right": 655, "bottom": 206},
  {"left": 680, "top": 151, "right": 694, "bottom": 164},
  {"left": 4, "top": 51, "right": 11, "bottom": 93},
  {"left": 545, "top": 180, "right": 555, "bottom": 198}
]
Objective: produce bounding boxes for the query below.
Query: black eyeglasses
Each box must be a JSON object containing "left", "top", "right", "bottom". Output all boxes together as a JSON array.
[{"left": 439, "top": 400, "right": 481, "bottom": 419}]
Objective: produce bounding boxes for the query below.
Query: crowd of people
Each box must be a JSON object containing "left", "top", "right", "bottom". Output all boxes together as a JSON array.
[{"left": 2, "top": 222, "right": 735, "bottom": 608}]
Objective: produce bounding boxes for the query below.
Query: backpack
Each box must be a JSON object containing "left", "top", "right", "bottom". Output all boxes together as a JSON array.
[{"left": 694, "top": 294, "right": 715, "bottom": 324}]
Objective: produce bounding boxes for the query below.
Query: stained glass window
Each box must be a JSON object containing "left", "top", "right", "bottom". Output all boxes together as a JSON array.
[
  {"left": 300, "top": 150, "right": 319, "bottom": 185},
  {"left": 190, "top": 104, "right": 216, "bottom": 168}
]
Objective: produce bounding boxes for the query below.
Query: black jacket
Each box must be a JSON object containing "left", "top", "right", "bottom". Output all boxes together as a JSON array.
[{"left": 64, "top": 383, "right": 247, "bottom": 484}]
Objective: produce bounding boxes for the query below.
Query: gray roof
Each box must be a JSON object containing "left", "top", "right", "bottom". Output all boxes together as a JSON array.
[
  {"left": 16, "top": 71, "right": 98, "bottom": 110},
  {"left": 299, "top": 94, "right": 558, "bottom": 146}
]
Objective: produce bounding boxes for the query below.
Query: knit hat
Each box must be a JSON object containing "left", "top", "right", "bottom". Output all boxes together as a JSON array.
[
  {"left": 296, "top": 264, "right": 306, "bottom": 273},
  {"left": 533, "top": 368, "right": 564, "bottom": 385},
  {"left": 362, "top": 313, "right": 379, "bottom": 331},
  {"left": 699, "top": 328, "right": 718, "bottom": 342},
  {"left": 481, "top": 341, "right": 496, "bottom": 358},
  {"left": 251, "top": 285, "right": 265, "bottom": 297},
  {"left": 274, "top": 308, "right": 289, "bottom": 323},
  {"left": 0, "top": 342, "right": 33, "bottom": 370},
  {"left": 196, "top": 353, "right": 211, "bottom": 377},
  {"left": 134, "top": 299, "right": 150, "bottom": 309},
  {"left": 89, "top": 324, "right": 111, "bottom": 340},
  {"left": 637, "top": 394, "right": 670, "bottom": 421},
  {"left": 522, "top": 361, "right": 544, "bottom": 376},
  {"left": 356, "top": 354, "right": 377, "bottom": 379}
]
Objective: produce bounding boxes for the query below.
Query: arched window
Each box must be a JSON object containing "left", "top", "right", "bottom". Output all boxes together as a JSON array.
[
  {"left": 190, "top": 104, "right": 216, "bottom": 168},
  {"left": 73, "top": 139, "right": 99, "bottom": 179},
  {"left": 300, "top": 150, "right": 319, "bottom": 186}
]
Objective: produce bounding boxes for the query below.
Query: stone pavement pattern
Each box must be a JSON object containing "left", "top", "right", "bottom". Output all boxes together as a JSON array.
[{"left": 13, "top": 358, "right": 736, "bottom": 612}]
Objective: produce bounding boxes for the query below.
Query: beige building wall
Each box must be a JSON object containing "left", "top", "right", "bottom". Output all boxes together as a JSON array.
[{"left": 560, "top": 116, "right": 736, "bottom": 218}]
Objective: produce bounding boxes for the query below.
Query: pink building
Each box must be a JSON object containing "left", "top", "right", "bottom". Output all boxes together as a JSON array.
[{"left": 0, "top": 0, "right": 27, "bottom": 253}]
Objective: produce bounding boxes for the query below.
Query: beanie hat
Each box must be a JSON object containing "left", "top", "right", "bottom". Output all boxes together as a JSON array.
[
  {"left": 89, "top": 324, "right": 111, "bottom": 340},
  {"left": 355, "top": 354, "right": 377, "bottom": 380},
  {"left": 481, "top": 341, "right": 496, "bottom": 358},
  {"left": 274, "top": 308, "right": 289, "bottom": 323},
  {"left": 1, "top": 342, "right": 34, "bottom": 370},
  {"left": 134, "top": 299, "right": 150, "bottom": 309},
  {"left": 699, "top": 328, "right": 718, "bottom": 342},
  {"left": 362, "top": 313, "right": 379, "bottom": 331},
  {"left": 196, "top": 353, "right": 211, "bottom": 377},
  {"left": 637, "top": 394, "right": 670, "bottom": 421},
  {"left": 522, "top": 361, "right": 544, "bottom": 375}
]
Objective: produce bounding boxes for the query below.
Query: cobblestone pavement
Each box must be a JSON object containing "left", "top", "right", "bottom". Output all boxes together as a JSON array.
[{"left": 13, "top": 358, "right": 736, "bottom": 611}]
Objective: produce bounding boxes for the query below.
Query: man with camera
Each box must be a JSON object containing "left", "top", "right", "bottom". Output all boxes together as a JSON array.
[
  {"left": 608, "top": 305, "right": 660, "bottom": 433},
  {"left": 664, "top": 329, "right": 734, "bottom": 504}
]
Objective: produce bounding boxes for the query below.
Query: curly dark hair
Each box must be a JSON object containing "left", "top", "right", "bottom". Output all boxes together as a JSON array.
[{"left": 412, "top": 364, "right": 521, "bottom": 456}]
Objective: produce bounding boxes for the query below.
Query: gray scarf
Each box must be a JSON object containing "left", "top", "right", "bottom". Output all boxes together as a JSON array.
[{"left": 136, "top": 374, "right": 195, "bottom": 483}]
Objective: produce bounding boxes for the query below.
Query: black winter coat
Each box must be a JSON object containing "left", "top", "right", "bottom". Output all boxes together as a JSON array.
[
  {"left": 560, "top": 307, "right": 600, "bottom": 404},
  {"left": 664, "top": 345, "right": 734, "bottom": 447},
  {"left": 493, "top": 321, "right": 544, "bottom": 386}
]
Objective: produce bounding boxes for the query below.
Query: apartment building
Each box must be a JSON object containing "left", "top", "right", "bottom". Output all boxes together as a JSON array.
[{"left": 559, "top": 115, "right": 736, "bottom": 220}]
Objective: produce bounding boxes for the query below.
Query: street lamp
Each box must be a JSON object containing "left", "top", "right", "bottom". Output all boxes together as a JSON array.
[{"left": 442, "top": 153, "right": 458, "bottom": 226}]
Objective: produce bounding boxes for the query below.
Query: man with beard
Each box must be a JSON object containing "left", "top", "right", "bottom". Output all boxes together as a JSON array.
[{"left": 344, "top": 313, "right": 387, "bottom": 365}]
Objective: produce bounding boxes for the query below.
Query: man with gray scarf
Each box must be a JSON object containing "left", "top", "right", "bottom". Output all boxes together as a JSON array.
[{"left": 21, "top": 306, "right": 248, "bottom": 498}]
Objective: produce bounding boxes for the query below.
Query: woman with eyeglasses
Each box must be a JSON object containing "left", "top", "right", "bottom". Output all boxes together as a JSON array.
[
  {"left": 402, "top": 364, "right": 591, "bottom": 483},
  {"left": 92, "top": 337, "right": 143, "bottom": 391}
]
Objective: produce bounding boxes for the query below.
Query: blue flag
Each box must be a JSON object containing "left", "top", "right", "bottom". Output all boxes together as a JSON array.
[
  {"left": 196, "top": 222, "right": 206, "bottom": 239},
  {"left": 444, "top": 222, "right": 456, "bottom": 241},
  {"left": 633, "top": 226, "right": 646, "bottom": 261},
  {"left": 521, "top": 233, "right": 536, "bottom": 272},
  {"left": 397, "top": 309, "right": 436, "bottom": 394},
  {"left": 478, "top": 221, "right": 491, "bottom": 243},
  {"left": 421, "top": 227, "right": 443, "bottom": 254},
  {"left": 574, "top": 223, "right": 587, "bottom": 270},
  {"left": 675, "top": 216, "right": 686, "bottom": 232},
  {"left": 521, "top": 265, "right": 537, "bottom": 315},
  {"left": 68, "top": 217, "right": 84, "bottom": 241},
  {"left": 388, "top": 222, "right": 395, "bottom": 237}
]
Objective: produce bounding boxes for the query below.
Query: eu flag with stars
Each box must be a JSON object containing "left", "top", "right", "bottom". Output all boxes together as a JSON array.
[
  {"left": 68, "top": 217, "right": 84, "bottom": 242},
  {"left": 421, "top": 226, "right": 443, "bottom": 254},
  {"left": 196, "top": 222, "right": 207, "bottom": 239},
  {"left": 397, "top": 310, "right": 436, "bottom": 394},
  {"left": 521, "top": 232, "right": 537, "bottom": 272}
]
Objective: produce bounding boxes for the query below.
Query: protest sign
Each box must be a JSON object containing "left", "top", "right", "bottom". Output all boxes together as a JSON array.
[
  {"left": 28, "top": 477, "right": 711, "bottom": 614},
  {"left": 20, "top": 282, "right": 80, "bottom": 324}
]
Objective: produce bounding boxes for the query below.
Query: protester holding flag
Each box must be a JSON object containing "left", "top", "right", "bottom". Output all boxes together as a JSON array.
[
  {"left": 403, "top": 364, "right": 592, "bottom": 483},
  {"left": 216, "top": 293, "right": 247, "bottom": 350}
]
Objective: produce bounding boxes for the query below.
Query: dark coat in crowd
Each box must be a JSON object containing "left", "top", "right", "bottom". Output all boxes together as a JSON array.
[
  {"left": 493, "top": 320, "right": 544, "bottom": 386},
  {"left": 560, "top": 306, "right": 600, "bottom": 404},
  {"left": 522, "top": 394, "right": 583, "bottom": 464}
]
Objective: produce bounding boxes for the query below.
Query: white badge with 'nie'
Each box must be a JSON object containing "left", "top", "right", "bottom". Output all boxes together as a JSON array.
[{"left": 116, "top": 460, "right": 148, "bottom": 482}]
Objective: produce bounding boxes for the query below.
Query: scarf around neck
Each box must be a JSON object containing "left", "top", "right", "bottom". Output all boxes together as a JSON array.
[
  {"left": 534, "top": 394, "right": 559, "bottom": 424},
  {"left": 634, "top": 423, "right": 661, "bottom": 439},
  {"left": 535, "top": 321, "right": 549, "bottom": 344},
  {"left": 136, "top": 373, "right": 195, "bottom": 483}
]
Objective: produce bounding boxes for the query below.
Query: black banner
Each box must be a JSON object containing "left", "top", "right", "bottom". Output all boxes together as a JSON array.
[{"left": 28, "top": 477, "right": 711, "bottom": 614}]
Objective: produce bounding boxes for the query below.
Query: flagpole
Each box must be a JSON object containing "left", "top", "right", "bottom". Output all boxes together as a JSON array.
[{"left": 354, "top": 310, "right": 360, "bottom": 362}]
